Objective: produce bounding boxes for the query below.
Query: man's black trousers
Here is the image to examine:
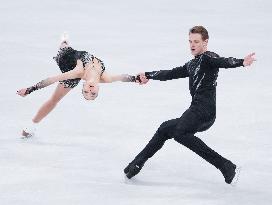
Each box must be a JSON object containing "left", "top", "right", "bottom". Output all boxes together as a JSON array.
[{"left": 133, "top": 105, "right": 229, "bottom": 169}]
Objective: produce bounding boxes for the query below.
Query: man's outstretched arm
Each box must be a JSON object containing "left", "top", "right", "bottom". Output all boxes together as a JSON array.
[
  {"left": 144, "top": 65, "right": 189, "bottom": 81},
  {"left": 209, "top": 52, "right": 256, "bottom": 69}
]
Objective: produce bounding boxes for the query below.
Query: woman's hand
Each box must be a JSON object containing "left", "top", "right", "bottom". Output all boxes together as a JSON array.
[
  {"left": 136, "top": 73, "right": 149, "bottom": 85},
  {"left": 17, "top": 88, "right": 28, "bottom": 97}
]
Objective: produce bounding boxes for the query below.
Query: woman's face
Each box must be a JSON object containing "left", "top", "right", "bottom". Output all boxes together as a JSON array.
[{"left": 82, "top": 82, "right": 99, "bottom": 100}]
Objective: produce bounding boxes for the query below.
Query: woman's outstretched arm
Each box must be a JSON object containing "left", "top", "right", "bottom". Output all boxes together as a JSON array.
[
  {"left": 17, "top": 61, "right": 83, "bottom": 97},
  {"left": 100, "top": 72, "right": 139, "bottom": 83}
]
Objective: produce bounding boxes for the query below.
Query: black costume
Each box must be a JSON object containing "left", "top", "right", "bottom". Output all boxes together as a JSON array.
[
  {"left": 124, "top": 51, "right": 244, "bottom": 184},
  {"left": 53, "top": 47, "right": 106, "bottom": 88},
  {"left": 25, "top": 47, "right": 106, "bottom": 95},
  {"left": 24, "top": 47, "right": 138, "bottom": 95}
]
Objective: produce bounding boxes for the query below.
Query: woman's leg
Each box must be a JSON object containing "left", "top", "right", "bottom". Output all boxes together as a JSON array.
[{"left": 32, "top": 83, "right": 72, "bottom": 123}]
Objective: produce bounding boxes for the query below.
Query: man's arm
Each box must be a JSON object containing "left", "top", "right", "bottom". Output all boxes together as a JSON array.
[
  {"left": 145, "top": 65, "right": 189, "bottom": 81},
  {"left": 209, "top": 53, "right": 256, "bottom": 69}
]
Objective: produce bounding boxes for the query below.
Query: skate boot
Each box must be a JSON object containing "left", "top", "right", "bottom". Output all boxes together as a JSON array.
[
  {"left": 59, "top": 32, "right": 69, "bottom": 48},
  {"left": 21, "top": 121, "right": 37, "bottom": 138},
  {"left": 124, "top": 160, "right": 144, "bottom": 179},
  {"left": 220, "top": 161, "right": 240, "bottom": 185}
]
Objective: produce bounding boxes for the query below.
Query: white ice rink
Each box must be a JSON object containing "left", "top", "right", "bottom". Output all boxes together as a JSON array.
[{"left": 1, "top": 0, "right": 272, "bottom": 204}]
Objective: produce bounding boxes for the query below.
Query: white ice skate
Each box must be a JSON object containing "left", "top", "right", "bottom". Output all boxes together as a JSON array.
[
  {"left": 59, "top": 32, "right": 69, "bottom": 48},
  {"left": 21, "top": 122, "right": 38, "bottom": 139}
]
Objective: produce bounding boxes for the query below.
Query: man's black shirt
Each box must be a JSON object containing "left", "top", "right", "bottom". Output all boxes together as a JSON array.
[{"left": 145, "top": 51, "right": 244, "bottom": 117}]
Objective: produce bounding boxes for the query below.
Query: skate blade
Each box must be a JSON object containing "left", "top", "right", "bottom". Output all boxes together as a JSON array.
[
  {"left": 231, "top": 166, "right": 242, "bottom": 187},
  {"left": 126, "top": 172, "right": 134, "bottom": 179},
  {"left": 21, "top": 130, "right": 34, "bottom": 139},
  {"left": 21, "top": 134, "right": 33, "bottom": 139}
]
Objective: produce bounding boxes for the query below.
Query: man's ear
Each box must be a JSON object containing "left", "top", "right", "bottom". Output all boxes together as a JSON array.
[{"left": 203, "top": 39, "right": 208, "bottom": 47}]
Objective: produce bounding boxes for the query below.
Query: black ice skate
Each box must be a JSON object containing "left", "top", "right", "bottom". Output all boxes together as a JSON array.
[
  {"left": 220, "top": 161, "right": 240, "bottom": 185},
  {"left": 124, "top": 162, "right": 143, "bottom": 179}
]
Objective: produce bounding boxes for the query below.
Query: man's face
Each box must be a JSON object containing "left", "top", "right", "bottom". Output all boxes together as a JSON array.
[{"left": 189, "top": 33, "right": 208, "bottom": 56}]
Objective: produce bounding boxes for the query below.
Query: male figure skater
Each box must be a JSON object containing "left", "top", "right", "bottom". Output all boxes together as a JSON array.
[{"left": 124, "top": 26, "right": 256, "bottom": 184}]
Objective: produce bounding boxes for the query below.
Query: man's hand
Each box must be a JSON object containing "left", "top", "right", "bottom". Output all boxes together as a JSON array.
[
  {"left": 136, "top": 73, "right": 149, "bottom": 85},
  {"left": 17, "top": 88, "right": 28, "bottom": 97},
  {"left": 243, "top": 53, "right": 256, "bottom": 67}
]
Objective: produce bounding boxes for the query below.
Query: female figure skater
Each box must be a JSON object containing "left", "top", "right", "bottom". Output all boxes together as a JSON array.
[{"left": 17, "top": 34, "right": 138, "bottom": 138}]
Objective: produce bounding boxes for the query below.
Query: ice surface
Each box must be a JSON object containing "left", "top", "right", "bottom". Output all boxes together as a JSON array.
[{"left": 1, "top": 0, "right": 272, "bottom": 204}]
